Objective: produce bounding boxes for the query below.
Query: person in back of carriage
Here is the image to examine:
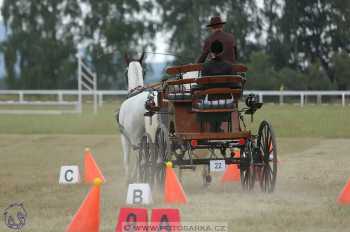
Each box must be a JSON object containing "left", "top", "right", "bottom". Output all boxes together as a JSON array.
[
  {"left": 196, "top": 16, "right": 238, "bottom": 65},
  {"left": 201, "top": 40, "right": 233, "bottom": 78},
  {"left": 197, "top": 40, "right": 236, "bottom": 132},
  {"left": 201, "top": 40, "right": 241, "bottom": 89}
]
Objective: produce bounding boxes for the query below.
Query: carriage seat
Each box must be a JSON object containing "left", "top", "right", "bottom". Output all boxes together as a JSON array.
[
  {"left": 164, "top": 78, "right": 195, "bottom": 101},
  {"left": 192, "top": 75, "right": 243, "bottom": 92},
  {"left": 194, "top": 96, "right": 235, "bottom": 109},
  {"left": 166, "top": 63, "right": 248, "bottom": 75},
  {"left": 192, "top": 87, "right": 241, "bottom": 110},
  {"left": 167, "top": 92, "right": 192, "bottom": 100},
  {"left": 164, "top": 74, "right": 245, "bottom": 103}
]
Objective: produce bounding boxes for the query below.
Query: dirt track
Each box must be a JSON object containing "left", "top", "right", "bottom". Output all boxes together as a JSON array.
[{"left": 1, "top": 135, "right": 350, "bottom": 231}]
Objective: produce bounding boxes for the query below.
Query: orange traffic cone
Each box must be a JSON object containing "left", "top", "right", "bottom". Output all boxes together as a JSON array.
[
  {"left": 84, "top": 148, "right": 106, "bottom": 184},
  {"left": 66, "top": 178, "right": 102, "bottom": 232},
  {"left": 164, "top": 162, "right": 188, "bottom": 204},
  {"left": 221, "top": 164, "right": 240, "bottom": 183},
  {"left": 337, "top": 178, "right": 350, "bottom": 205}
]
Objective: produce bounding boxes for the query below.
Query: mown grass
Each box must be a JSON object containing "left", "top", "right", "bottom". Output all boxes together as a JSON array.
[
  {"left": 1, "top": 102, "right": 350, "bottom": 231},
  {"left": 1, "top": 135, "right": 350, "bottom": 232},
  {"left": 250, "top": 104, "right": 350, "bottom": 138},
  {"left": 0, "top": 102, "right": 120, "bottom": 135},
  {"left": 0, "top": 102, "right": 350, "bottom": 138}
]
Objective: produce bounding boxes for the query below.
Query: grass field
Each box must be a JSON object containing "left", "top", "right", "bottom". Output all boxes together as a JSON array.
[
  {"left": 1, "top": 103, "right": 350, "bottom": 137},
  {"left": 1, "top": 103, "right": 350, "bottom": 231}
]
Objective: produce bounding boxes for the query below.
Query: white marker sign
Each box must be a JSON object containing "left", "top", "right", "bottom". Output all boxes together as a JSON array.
[
  {"left": 59, "top": 166, "right": 80, "bottom": 184},
  {"left": 210, "top": 160, "right": 226, "bottom": 172},
  {"left": 126, "top": 183, "right": 152, "bottom": 205}
]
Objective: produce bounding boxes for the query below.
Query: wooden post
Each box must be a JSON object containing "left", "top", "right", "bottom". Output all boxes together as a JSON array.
[
  {"left": 317, "top": 95, "right": 322, "bottom": 104},
  {"left": 58, "top": 92, "right": 63, "bottom": 103},
  {"left": 279, "top": 92, "right": 284, "bottom": 105},
  {"left": 279, "top": 85, "right": 284, "bottom": 105},
  {"left": 19, "top": 91, "right": 24, "bottom": 103},
  {"left": 300, "top": 93, "right": 304, "bottom": 107},
  {"left": 99, "top": 92, "right": 103, "bottom": 107}
]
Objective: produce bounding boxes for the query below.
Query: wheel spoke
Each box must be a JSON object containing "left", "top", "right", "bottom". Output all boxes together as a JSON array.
[
  {"left": 153, "top": 126, "right": 169, "bottom": 188},
  {"left": 257, "top": 121, "right": 277, "bottom": 193},
  {"left": 240, "top": 141, "right": 255, "bottom": 191},
  {"left": 260, "top": 130, "right": 266, "bottom": 151},
  {"left": 264, "top": 130, "right": 270, "bottom": 152}
]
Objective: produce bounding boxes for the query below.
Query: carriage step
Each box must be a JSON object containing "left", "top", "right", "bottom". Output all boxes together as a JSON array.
[{"left": 179, "top": 165, "right": 196, "bottom": 171}]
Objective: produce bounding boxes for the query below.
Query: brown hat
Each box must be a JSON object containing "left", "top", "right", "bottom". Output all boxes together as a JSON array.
[{"left": 206, "top": 16, "right": 226, "bottom": 27}]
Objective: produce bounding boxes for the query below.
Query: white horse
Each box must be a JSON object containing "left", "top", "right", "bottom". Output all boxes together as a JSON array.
[
  {"left": 118, "top": 57, "right": 199, "bottom": 183},
  {"left": 118, "top": 56, "right": 149, "bottom": 182}
]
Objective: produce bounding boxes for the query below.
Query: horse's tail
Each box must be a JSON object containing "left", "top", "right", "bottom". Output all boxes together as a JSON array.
[
  {"left": 115, "top": 109, "right": 139, "bottom": 150},
  {"left": 115, "top": 110, "right": 120, "bottom": 125}
]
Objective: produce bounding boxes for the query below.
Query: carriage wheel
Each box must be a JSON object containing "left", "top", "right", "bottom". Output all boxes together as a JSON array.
[
  {"left": 240, "top": 139, "right": 255, "bottom": 191},
  {"left": 154, "top": 125, "right": 170, "bottom": 187},
  {"left": 257, "top": 121, "right": 277, "bottom": 193},
  {"left": 138, "top": 135, "right": 153, "bottom": 184}
]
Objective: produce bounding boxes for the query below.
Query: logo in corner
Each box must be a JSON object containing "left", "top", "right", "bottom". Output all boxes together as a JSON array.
[{"left": 3, "top": 203, "right": 27, "bottom": 231}]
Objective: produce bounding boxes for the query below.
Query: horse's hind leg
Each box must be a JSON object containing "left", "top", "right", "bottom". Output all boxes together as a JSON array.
[{"left": 121, "top": 134, "right": 131, "bottom": 181}]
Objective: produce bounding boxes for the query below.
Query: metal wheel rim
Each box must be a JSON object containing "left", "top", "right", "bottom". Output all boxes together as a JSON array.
[
  {"left": 138, "top": 135, "right": 153, "bottom": 184},
  {"left": 240, "top": 140, "right": 255, "bottom": 191},
  {"left": 257, "top": 121, "right": 277, "bottom": 193},
  {"left": 154, "top": 126, "right": 170, "bottom": 187}
]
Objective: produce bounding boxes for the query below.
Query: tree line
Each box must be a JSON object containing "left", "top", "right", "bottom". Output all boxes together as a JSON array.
[{"left": 1, "top": 0, "right": 349, "bottom": 90}]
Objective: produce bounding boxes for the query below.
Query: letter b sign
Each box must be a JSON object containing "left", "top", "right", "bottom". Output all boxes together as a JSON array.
[{"left": 126, "top": 184, "right": 152, "bottom": 205}]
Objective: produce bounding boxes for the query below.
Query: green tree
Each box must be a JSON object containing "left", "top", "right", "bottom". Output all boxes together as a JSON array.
[
  {"left": 223, "top": 0, "right": 261, "bottom": 61},
  {"left": 155, "top": 0, "right": 258, "bottom": 64},
  {"left": 333, "top": 52, "right": 350, "bottom": 90},
  {"left": 154, "top": 0, "right": 212, "bottom": 64},
  {"left": 246, "top": 52, "right": 279, "bottom": 90},
  {"left": 279, "top": 0, "right": 350, "bottom": 84},
  {"left": 305, "top": 61, "right": 333, "bottom": 90},
  {"left": 82, "top": 0, "right": 156, "bottom": 89},
  {"left": 276, "top": 67, "right": 307, "bottom": 90},
  {"left": 1, "top": 0, "right": 82, "bottom": 89}
]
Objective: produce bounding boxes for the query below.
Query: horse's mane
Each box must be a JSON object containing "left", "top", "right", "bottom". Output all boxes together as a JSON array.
[{"left": 127, "top": 61, "right": 144, "bottom": 91}]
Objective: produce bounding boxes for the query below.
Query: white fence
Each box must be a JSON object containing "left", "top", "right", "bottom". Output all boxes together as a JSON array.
[
  {"left": 0, "top": 90, "right": 349, "bottom": 114},
  {"left": 0, "top": 90, "right": 127, "bottom": 114},
  {"left": 0, "top": 56, "right": 99, "bottom": 115},
  {"left": 244, "top": 90, "right": 350, "bottom": 107}
]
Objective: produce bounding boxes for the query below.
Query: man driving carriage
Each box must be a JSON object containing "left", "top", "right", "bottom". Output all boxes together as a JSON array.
[{"left": 197, "top": 16, "right": 238, "bottom": 64}]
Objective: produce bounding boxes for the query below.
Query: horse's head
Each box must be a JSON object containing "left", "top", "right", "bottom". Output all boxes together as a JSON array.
[{"left": 124, "top": 52, "right": 145, "bottom": 91}]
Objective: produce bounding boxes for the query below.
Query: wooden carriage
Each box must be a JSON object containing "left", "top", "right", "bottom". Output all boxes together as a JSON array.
[{"left": 138, "top": 63, "right": 278, "bottom": 192}]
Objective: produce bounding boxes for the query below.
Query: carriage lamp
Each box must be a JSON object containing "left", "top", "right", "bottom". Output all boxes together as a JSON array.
[
  {"left": 191, "top": 139, "right": 198, "bottom": 147},
  {"left": 239, "top": 138, "right": 246, "bottom": 145},
  {"left": 245, "top": 94, "right": 263, "bottom": 122},
  {"left": 245, "top": 94, "right": 259, "bottom": 107}
]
